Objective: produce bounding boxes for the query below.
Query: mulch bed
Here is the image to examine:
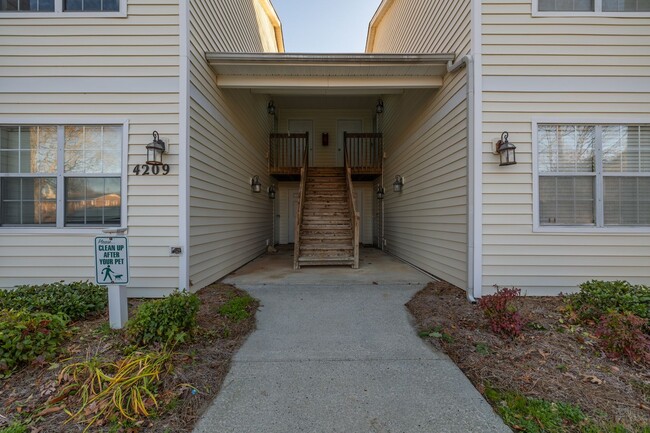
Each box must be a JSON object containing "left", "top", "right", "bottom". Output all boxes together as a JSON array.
[
  {"left": 0, "top": 283, "right": 258, "bottom": 432},
  {"left": 406, "top": 281, "right": 650, "bottom": 429}
]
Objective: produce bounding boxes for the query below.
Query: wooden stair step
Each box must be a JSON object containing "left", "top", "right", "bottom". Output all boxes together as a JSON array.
[
  {"left": 297, "top": 257, "right": 355, "bottom": 267},
  {"left": 300, "top": 233, "right": 352, "bottom": 241},
  {"left": 302, "top": 224, "right": 351, "bottom": 230}
]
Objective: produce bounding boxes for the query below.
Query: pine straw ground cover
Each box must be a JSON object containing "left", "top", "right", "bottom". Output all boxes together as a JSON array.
[
  {"left": 0, "top": 283, "right": 258, "bottom": 433},
  {"left": 407, "top": 281, "right": 650, "bottom": 433}
]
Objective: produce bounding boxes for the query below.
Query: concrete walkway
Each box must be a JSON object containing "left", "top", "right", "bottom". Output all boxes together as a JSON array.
[{"left": 193, "top": 249, "right": 510, "bottom": 433}]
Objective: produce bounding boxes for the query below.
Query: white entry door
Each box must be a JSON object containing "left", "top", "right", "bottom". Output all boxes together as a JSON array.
[
  {"left": 288, "top": 119, "right": 314, "bottom": 167},
  {"left": 336, "top": 119, "right": 363, "bottom": 167}
]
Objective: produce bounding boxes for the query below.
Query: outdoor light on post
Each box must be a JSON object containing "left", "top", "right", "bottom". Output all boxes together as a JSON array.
[
  {"left": 146, "top": 131, "right": 166, "bottom": 166},
  {"left": 393, "top": 175, "right": 404, "bottom": 193},
  {"left": 376, "top": 186, "right": 385, "bottom": 200},
  {"left": 496, "top": 131, "right": 517, "bottom": 166},
  {"left": 267, "top": 185, "right": 276, "bottom": 200},
  {"left": 267, "top": 100, "right": 276, "bottom": 116},
  {"left": 376, "top": 99, "right": 384, "bottom": 114}
]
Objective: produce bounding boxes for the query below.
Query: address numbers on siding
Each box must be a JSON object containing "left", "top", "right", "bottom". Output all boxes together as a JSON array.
[{"left": 132, "top": 164, "right": 170, "bottom": 175}]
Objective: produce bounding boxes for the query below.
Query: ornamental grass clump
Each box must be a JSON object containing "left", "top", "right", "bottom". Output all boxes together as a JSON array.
[
  {"left": 58, "top": 348, "right": 175, "bottom": 432},
  {"left": 478, "top": 286, "right": 526, "bottom": 338},
  {"left": 0, "top": 281, "right": 107, "bottom": 321},
  {"left": 0, "top": 309, "right": 69, "bottom": 374},
  {"left": 126, "top": 290, "right": 200, "bottom": 346}
]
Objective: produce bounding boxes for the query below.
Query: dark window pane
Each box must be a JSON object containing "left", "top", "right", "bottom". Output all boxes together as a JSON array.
[
  {"left": 65, "top": 177, "right": 120, "bottom": 226},
  {"left": 64, "top": 0, "right": 82, "bottom": 10},
  {"left": 1, "top": 0, "right": 19, "bottom": 11},
  {"left": 103, "top": 0, "right": 118, "bottom": 10},
  {"left": 84, "top": 0, "right": 100, "bottom": 10},
  {"left": 539, "top": 0, "right": 594, "bottom": 10},
  {"left": 63, "top": 0, "right": 119, "bottom": 11},
  {"left": 540, "top": 176, "right": 595, "bottom": 225},
  {"left": 0, "top": 177, "right": 56, "bottom": 225},
  {"left": 39, "top": 0, "right": 54, "bottom": 10},
  {"left": 604, "top": 0, "right": 650, "bottom": 10}
]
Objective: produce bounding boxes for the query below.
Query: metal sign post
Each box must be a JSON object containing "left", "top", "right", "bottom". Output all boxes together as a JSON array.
[{"left": 94, "top": 236, "right": 129, "bottom": 329}]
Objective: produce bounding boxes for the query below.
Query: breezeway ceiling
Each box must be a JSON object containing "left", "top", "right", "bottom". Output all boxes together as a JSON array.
[{"left": 206, "top": 53, "right": 456, "bottom": 95}]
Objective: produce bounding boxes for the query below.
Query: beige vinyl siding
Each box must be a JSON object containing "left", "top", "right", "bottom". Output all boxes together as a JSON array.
[
  {"left": 482, "top": 0, "right": 650, "bottom": 294},
  {"left": 368, "top": 0, "right": 471, "bottom": 288},
  {"left": 0, "top": 1, "right": 181, "bottom": 294},
  {"left": 188, "top": 0, "right": 279, "bottom": 291}
]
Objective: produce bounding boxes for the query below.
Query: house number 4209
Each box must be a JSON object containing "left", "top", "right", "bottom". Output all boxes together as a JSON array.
[{"left": 132, "top": 164, "right": 170, "bottom": 175}]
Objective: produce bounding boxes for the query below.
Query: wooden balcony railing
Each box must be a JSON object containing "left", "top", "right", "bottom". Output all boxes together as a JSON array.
[
  {"left": 344, "top": 133, "right": 383, "bottom": 175},
  {"left": 269, "top": 133, "right": 309, "bottom": 175}
]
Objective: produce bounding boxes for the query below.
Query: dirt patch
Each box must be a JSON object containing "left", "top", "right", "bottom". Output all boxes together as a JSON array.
[
  {"left": 406, "top": 281, "right": 650, "bottom": 429},
  {"left": 0, "top": 283, "right": 258, "bottom": 432}
]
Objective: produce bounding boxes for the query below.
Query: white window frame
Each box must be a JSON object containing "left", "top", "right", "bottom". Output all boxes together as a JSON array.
[
  {"left": 0, "top": 0, "right": 126, "bottom": 17},
  {"left": 532, "top": 118, "right": 650, "bottom": 233},
  {"left": 0, "top": 119, "right": 128, "bottom": 234},
  {"left": 532, "top": 0, "right": 650, "bottom": 17}
]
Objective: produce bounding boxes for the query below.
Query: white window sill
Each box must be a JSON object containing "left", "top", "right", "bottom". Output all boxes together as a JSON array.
[
  {"left": 533, "top": 11, "right": 650, "bottom": 17},
  {"left": 0, "top": 227, "right": 125, "bottom": 235},
  {"left": 534, "top": 225, "right": 650, "bottom": 234},
  {"left": 0, "top": 11, "right": 126, "bottom": 18}
]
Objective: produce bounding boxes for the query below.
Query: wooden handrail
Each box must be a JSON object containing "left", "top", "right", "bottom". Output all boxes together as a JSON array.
[
  {"left": 293, "top": 133, "right": 309, "bottom": 270},
  {"left": 344, "top": 135, "right": 360, "bottom": 269},
  {"left": 343, "top": 132, "right": 383, "bottom": 173}
]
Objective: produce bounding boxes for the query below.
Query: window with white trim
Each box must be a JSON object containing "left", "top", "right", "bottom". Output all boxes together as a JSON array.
[
  {"left": 1, "top": 0, "right": 120, "bottom": 12},
  {"left": 0, "top": 125, "right": 122, "bottom": 227},
  {"left": 538, "top": 0, "right": 650, "bottom": 12},
  {"left": 538, "top": 124, "right": 650, "bottom": 227}
]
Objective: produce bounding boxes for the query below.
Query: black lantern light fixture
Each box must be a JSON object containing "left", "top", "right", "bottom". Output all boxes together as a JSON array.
[
  {"left": 146, "top": 131, "right": 166, "bottom": 166},
  {"left": 267, "top": 100, "right": 276, "bottom": 116},
  {"left": 376, "top": 99, "right": 384, "bottom": 114},
  {"left": 496, "top": 131, "right": 517, "bottom": 166},
  {"left": 267, "top": 185, "right": 276, "bottom": 200},
  {"left": 250, "top": 175, "right": 262, "bottom": 193},
  {"left": 376, "top": 186, "right": 385, "bottom": 200},
  {"left": 393, "top": 175, "right": 404, "bottom": 193}
]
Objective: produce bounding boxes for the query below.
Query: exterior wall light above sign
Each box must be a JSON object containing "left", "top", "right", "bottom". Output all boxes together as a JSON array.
[{"left": 146, "top": 130, "right": 166, "bottom": 166}]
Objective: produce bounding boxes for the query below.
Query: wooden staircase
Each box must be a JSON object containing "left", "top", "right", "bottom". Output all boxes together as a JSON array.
[{"left": 294, "top": 167, "right": 358, "bottom": 268}]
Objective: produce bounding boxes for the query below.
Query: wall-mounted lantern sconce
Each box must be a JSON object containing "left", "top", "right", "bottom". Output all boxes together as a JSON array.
[
  {"left": 496, "top": 131, "right": 517, "bottom": 166},
  {"left": 146, "top": 131, "right": 166, "bottom": 166},
  {"left": 267, "top": 100, "right": 276, "bottom": 116},
  {"left": 267, "top": 185, "right": 276, "bottom": 200},
  {"left": 376, "top": 186, "right": 385, "bottom": 200},
  {"left": 250, "top": 176, "right": 262, "bottom": 193},
  {"left": 322, "top": 132, "right": 329, "bottom": 146},
  {"left": 376, "top": 99, "right": 384, "bottom": 114},
  {"left": 393, "top": 175, "right": 404, "bottom": 193}
]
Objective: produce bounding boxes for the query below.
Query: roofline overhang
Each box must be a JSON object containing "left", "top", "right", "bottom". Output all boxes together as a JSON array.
[
  {"left": 206, "top": 53, "right": 455, "bottom": 93},
  {"left": 257, "top": 0, "right": 285, "bottom": 53},
  {"left": 365, "top": 0, "right": 395, "bottom": 53}
]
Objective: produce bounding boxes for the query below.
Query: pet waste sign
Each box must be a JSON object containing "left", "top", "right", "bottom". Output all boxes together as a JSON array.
[{"left": 94, "top": 237, "right": 129, "bottom": 285}]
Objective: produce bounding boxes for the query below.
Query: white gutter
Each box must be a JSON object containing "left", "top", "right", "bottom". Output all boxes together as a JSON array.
[
  {"left": 178, "top": 0, "right": 190, "bottom": 290},
  {"left": 446, "top": 56, "right": 476, "bottom": 303}
]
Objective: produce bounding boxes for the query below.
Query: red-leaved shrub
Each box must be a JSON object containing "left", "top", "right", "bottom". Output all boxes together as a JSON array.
[
  {"left": 478, "top": 287, "right": 525, "bottom": 338},
  {"left": 595, "top": 311, "right": 650, "bottom": 365}
]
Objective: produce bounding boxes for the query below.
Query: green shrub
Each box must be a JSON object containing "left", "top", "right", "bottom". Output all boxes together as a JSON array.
[
  {"left": 0, "top": 281, "right": 107, "bottom": 321},
  {"left": 0, "top": 309, "right": 69, "bottom": 373},
  {"left": 126, "top": 291, "right": 200, "bottom": 346},
  {"left": 218, "top": 294, "right": 255, "bottom": 322},
  {"left": 595, "top": 312, "right": 650, "bottom": 365},
  {"left": 565, "top": 280, "right": 650, "bottom": 323}
]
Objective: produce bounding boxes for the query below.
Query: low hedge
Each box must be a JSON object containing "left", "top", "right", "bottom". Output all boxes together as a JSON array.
[
  {"left": 565, "top": 280, "right": 650, "bottom": 323},
  {"left": 0, "top": 309, "right": 69, "bottom": 373},
  {"left": 126, "top": 290, "right": 200, "bottom": 346},
  {"left": 0, "top": 281, "right": 107, "bottom": 321}
]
